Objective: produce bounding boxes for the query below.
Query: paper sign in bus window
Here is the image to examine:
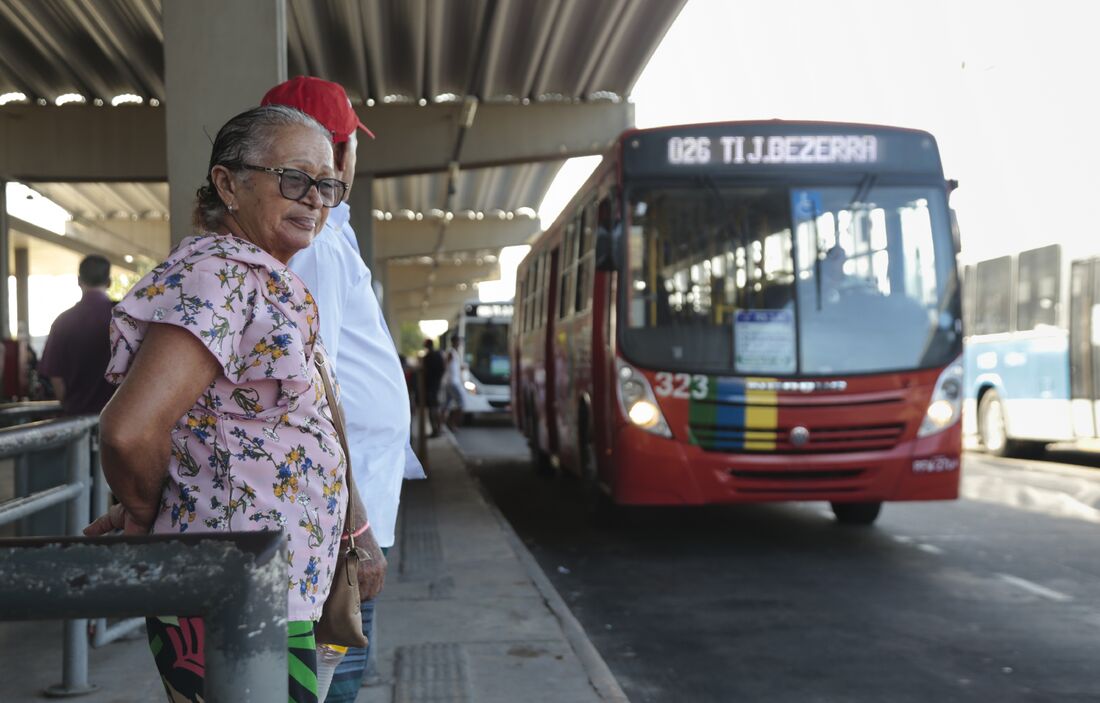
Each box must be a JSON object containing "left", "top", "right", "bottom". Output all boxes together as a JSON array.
[
  {"left": 735, "top": 310, "right": 796, "bottom": 374},
  {"left": 791, "top": 190, "right": 822, "bottom": 221}
]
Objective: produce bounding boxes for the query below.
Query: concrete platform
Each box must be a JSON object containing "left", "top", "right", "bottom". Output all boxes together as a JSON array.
[{"left": 0, "top": 435, "right": 624, "bottom": 702}]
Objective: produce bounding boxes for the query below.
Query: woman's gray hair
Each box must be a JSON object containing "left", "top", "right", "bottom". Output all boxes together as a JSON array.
[{"left": 193, "top": 104, "right": 332, "bottom": 231}]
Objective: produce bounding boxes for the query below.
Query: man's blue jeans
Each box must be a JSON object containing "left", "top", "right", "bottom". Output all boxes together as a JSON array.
[{"left": 323, "top": 598, "right": 376, "bottom": 703}]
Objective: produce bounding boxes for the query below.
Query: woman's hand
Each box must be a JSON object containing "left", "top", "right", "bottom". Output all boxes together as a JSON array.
[{"left": 84, "top": 502, "right": 153, "bottom": 536}]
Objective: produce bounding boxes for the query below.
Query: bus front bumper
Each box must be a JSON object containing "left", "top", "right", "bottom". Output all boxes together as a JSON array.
[{"left": 610, "top": 422, "right": 961, "bottom": 506}]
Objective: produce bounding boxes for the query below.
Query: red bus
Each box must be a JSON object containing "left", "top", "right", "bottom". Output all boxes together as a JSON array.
[{"left": 512, "top": 121, "right": 963, "bottom": 525}]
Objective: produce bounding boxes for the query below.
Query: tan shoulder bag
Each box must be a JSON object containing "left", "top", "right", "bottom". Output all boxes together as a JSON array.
[{"left": 313, "top": 350, "right": 370, "bottom": 648}]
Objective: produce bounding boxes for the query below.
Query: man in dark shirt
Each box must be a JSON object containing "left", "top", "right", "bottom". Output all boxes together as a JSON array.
[
  {"left": 38, "top": 255, "right": 116, "bottom": 416},
  {"left": 421, "top": 338, "right": 446, "bottom": 436}
]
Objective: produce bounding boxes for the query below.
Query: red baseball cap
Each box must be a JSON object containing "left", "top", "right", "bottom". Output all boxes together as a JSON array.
[{"left": 261, "top": 76, "right": 374, "bottom": 142}]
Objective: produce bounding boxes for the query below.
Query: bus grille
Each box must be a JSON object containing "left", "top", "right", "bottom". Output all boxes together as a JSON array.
[{"left": 690, "top": 421, "right": 906, "bottom": 454}]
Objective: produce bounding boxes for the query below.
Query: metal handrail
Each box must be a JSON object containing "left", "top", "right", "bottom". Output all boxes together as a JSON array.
[
  {"left": 0, "top": 400, "right": 62, "bottom": 428},
  {"left": 0, "top": 532, "right": 288, "bottom": 701},
  {"left": 0, "top": 414, "right": 100, "bottom": 695},
  {"left": 0, "top": 415, "right": 97, "bottom": 459}
]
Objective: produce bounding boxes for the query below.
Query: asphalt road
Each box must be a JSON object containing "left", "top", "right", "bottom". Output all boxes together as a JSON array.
[{"left": 452, "top": 420, "right": 1100, "bottom": 703}]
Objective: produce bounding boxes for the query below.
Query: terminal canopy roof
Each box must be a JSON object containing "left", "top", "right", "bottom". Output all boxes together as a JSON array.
[{"left": 0, "top": 0, "right": 686, "bottom": 324}]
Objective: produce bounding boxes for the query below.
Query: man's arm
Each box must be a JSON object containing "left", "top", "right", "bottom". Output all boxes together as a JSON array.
[
  {"left": 346, "top": 487, "right": 387, "bottom": 601},
  {"left": 289, "top": 234, "right": 350, "bottom": 362},
  {"left": 49, "top": 377, "right": 65, "bottom": 402}
]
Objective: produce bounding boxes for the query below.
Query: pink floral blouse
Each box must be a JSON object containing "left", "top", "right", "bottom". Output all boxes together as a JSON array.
[{"left": 107, "top": 233, "right": 348, "bottom": 621}]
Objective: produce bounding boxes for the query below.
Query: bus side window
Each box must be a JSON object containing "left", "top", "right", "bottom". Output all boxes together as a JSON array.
[
  {"left": 962, "top": 265, "right": 975, "bottom": 336},
  {"left": 538, "top": 253, "right": 548, "bottom": 328},
  {"left": 576, "top": 202, "right": 596, "bottom": 313},
  {"left": 975, "top": 256, "right": 1012, "bottom": 335},
  {"left": 1016, "top": 244, "right": 1060, "bottom": 331},
  {"left": 560, "top": 221, "right": 575, "bottom": 320},
  {"left": 535, "top": 254, "right": 545, "bottom": 329}
]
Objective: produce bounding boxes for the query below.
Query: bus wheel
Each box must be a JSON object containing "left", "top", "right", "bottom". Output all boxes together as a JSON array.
[
  {"left": 579, "top": 432, "right": 616, "bottom": 525},
  {"left": 978, "top": 390, "right": 1010, "bottom": 457},
  {"left": 831, "top": 501, "right": 882, "bottom": 526},
  {"left": 531, "top": 444, "right": 555, "bottom": 478}
]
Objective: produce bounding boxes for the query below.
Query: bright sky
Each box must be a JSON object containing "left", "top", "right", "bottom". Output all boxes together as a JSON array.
[{"left": 540, "top": 0, "right": 1100, "bottom": 264}]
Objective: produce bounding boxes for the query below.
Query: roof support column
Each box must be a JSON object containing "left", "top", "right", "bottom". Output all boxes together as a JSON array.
[
  {"left": 348, "top": 175, "right": 374, "bottom": 273},
  {"left": 14, "top": 247, "right": 28, "bottom": 340},
  {"left": 0, "top": 181, "right": 9, "bottom": 339},
  {"left": 163, "top": 0, "right": 288, "bottom": 245},
  {"left": 387, "top": 259, "right": 404, "bottom": 345}
]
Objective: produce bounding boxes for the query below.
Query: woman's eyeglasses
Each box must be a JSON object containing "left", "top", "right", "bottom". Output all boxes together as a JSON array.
[{"left": 241, "top": 164, "right": 348, "bottom": 208}]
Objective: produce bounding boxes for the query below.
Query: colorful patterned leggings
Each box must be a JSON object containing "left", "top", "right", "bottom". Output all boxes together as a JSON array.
[{"left": 146, "top": 616, "right": 318, "bottom": 703}]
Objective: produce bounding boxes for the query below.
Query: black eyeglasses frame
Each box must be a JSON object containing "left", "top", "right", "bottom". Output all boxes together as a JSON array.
[{"left": 240, "top": 164, "right": 348, "bottom": 208}]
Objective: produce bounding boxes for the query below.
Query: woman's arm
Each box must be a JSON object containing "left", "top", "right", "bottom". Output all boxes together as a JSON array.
[{"left": 86, "top": 323, "right": 221, "bottom": 535}]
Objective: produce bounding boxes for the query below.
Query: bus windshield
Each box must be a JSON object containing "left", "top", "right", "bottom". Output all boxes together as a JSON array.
[
  {"left": 464, "top": 320, "right": 511, "bottom": 385},
  {"left": 622, "top": 183, "right": 960, "bottom": 376}
]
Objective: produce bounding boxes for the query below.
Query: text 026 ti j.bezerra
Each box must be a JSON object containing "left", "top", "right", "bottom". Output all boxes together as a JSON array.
[{"left": 667, "top": 134, "right": 878, "bottom": 166}]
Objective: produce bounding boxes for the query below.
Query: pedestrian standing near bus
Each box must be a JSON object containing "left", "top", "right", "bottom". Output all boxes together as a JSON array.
[
  {"left": 86, "top": 104, "right": 375, "bottom": 703},
  {"left": 421, "top": 338, "right": 446, "bottom": 437},
  {"left": 263, "top": 76, "right": 425, "bottom": 702},
  {"left": 38, "top": 255, "right": 116, "bottom": 416},
  {"left": 443, "top": 333, "right": 465, "bottom": 430}
]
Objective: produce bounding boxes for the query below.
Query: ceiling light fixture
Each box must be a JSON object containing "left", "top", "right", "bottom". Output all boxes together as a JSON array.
[{"left": 110, "top": 94, "right": 144, "bottom": 106}]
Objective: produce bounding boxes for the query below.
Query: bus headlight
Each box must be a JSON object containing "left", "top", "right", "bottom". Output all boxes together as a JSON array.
[
  {"left": 918, "top": 358, "right": 964, "bottom": 438},
  {"left": 628, "top": 400, "right": 661, "bottom": 427},
  {"left": 616, "top": 360, "right": 671, "bottom": 437},
  {"left": 464, "top": 380, "right": 478, "bottom": 394}
]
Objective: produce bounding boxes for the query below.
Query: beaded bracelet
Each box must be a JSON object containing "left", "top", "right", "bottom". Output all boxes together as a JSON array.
[{"left": 341, "top": 522, "right": 370, "bottom": 541}]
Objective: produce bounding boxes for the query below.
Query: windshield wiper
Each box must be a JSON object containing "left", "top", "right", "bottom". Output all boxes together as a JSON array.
[{"left": 848, "top": 173, "right": 877, "bottom": 209}]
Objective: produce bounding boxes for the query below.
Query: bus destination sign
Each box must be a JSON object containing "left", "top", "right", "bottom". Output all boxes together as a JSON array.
[
  {"left": 622, "top": 123, "right": 943, "bottom": 178},
  {"left": 466, "top": 303, "right": 513, "bottom": 318},
  {"left": 667, "top": 134, "right": 878, "bottom": 166}
]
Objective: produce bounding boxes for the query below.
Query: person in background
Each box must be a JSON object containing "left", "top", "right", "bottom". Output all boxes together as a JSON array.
[
  {"left": 421, "top": 338, "right": 445, "bottom": 437},
  {"left": 84, "top": 104, "right": 382, "bottom": 703},
  {"left": 443, "top": 333, "right": 465, "bottom": 430},
  {"left": 38, "top": 254, "right": 117, "bottom": 416},
  {"left": 263, "top": 75, "right": 425, "bottom": 702}
]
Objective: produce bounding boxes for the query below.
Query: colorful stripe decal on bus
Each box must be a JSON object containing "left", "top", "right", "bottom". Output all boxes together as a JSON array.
[{"left": 688, "top": 377, "right": 779, "bottom": 451}]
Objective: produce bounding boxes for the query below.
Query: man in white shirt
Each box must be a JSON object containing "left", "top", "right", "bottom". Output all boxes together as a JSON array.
[{"left": 263, "top": 76, "right": 426, "bottom": 703}]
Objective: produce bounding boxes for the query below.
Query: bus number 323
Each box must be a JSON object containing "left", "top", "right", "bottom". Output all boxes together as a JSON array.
[{"left": 654, "top": 372, "right": 709, "bottom": 399}]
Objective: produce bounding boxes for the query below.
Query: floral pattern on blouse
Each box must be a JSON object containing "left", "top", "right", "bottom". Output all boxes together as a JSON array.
[{"left": 107, "top": 233, "right": 347, "bottom": 621}]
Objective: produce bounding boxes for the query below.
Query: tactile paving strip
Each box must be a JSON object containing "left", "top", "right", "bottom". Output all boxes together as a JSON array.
[
  {"left": 394, "top": 642, "right": 471, "bottom": 703},
  {"left": 399, "top": 479, "right": 444, "bottom": 581}
]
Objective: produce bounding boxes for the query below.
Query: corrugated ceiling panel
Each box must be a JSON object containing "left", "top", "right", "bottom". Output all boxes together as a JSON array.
[
  {"left": 0, "top": 0, "right": 163, "bottom": 100},
  {"left": 373, "top": 161, "right": 561, "bottom": 215},
  {"left": 34, "top": 182, "right": 169, "bottom": 219},
  {"left": 477, "top": 0, "right": 560, "bottom": 101}
]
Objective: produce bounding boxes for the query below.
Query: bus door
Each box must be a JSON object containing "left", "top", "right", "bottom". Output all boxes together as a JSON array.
[
  {"left": 543, "top": 248, "right": 560, "bottom": 454},
  {"left": 1068, "top": 259, "right": 1100, "bottom": 438}
]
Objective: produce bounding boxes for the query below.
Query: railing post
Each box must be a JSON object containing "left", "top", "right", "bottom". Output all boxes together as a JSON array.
[
  {"left": 91, "top": 429, "right": 107, "bottom": 522},
  {"left": 45, "top": 430, "right": 95, "bottom": 698}
]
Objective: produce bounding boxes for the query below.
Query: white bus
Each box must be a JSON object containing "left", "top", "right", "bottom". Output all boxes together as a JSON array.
[
  {"left": 450, "top": 300, "right": 513, "bottom": 420},
  {"left": 962, "top": 239, "right": 1100, "bottom": 456}
]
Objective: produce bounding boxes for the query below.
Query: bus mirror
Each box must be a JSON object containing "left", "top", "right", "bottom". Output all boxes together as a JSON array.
[
  {"left": 595, "top": 225, "right": 619, "bottom": 271},
  {"left": 950, "top": 209, "right": 962, "bottom": 254},
  {"left": 595, "top": 195, "right": 619, "bottom": 272}
]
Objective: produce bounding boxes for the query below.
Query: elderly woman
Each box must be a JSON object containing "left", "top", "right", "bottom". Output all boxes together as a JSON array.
[{"left": 84, "top": 104, "right": 383, "bottom": 703}]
